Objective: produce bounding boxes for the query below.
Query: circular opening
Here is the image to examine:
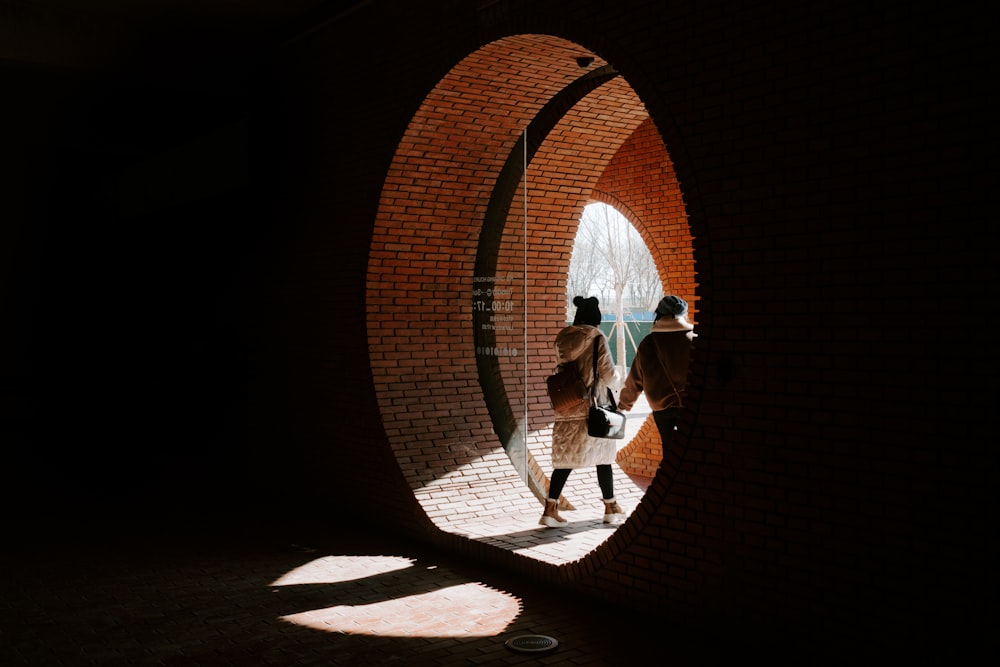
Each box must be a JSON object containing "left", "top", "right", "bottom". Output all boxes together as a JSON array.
[{"left": 367, "top": 34, "right": 694, "bottom": 564}]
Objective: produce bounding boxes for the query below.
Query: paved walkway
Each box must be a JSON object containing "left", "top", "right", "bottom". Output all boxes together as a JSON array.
[
  {"left": 1, "top": 490, "right": 945, "bottom": 665},
  {"left": 2, "top": 522, "right": 711, "bottom": 666},
  {"left": 443, "top": 469, "right": 650, "bottom": 565},
  {"left": 424, "top": 392, "right": 654, "bottom": 565}
]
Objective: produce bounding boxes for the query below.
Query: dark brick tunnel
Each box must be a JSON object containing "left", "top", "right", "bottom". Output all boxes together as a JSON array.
[{"left": 1, "top": 1, "right": 989, "bottom": 659}]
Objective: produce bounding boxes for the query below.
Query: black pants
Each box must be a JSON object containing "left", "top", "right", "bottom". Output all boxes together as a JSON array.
[
  {"left": 652, "top": 407, "right": 681, "bottom": 451},
  {"left": 547, "top": 464, "right": 614, "bottom": 501}
]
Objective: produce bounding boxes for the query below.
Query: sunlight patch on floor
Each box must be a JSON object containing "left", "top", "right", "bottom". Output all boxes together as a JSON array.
[{"left": 271, "top": 555, "right": 522, "bottom": 637}]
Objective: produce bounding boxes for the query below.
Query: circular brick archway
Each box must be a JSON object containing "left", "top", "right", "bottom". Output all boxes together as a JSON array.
[{"left": 367, "top": 34, "right": 694, "bottom": 553}]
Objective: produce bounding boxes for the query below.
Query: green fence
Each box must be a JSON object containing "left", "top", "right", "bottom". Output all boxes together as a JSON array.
[{"left": 598, "top": 320, "right": 652, "bottom": 369}]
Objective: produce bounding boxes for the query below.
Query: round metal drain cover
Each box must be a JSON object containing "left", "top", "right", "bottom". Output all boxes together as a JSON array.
[{"left": 505, "top": 634, "right": 559, "bottom": 653}]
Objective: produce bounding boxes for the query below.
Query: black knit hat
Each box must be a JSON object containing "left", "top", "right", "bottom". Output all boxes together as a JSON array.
[
  {"left": 572, "top": 296, "right": 602, "bottom": 326},
  {"left": 655, "top": 295, "right": 688, "bottom": 319}
]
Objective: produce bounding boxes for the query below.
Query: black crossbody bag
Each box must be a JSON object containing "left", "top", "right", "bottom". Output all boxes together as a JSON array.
[{"left": 586, "top": 336, "right": 626, "bottom": 439}]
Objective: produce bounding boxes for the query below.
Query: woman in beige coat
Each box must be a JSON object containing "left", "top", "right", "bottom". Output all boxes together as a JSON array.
[{"left": 540, "top": 296, "right": 625, "bottom": 527}]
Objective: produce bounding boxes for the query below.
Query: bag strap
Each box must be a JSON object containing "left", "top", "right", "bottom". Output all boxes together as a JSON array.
[{"left": 591, "top": 336, "right": 599, "bottom": 394}]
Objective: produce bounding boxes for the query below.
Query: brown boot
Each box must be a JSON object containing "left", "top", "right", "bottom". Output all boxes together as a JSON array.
[
  {"left": 538, "top": 498, "right": 567, "bottom": 528},
  {"left": 602, "top": 498, "right": 626, "bottom": 524}
]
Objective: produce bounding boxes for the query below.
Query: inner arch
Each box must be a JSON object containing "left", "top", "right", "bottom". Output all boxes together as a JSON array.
[{"left": 474, "top": 63, "right": 619, "bottom": 497}]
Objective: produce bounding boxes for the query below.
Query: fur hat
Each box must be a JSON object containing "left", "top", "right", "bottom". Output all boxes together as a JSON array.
[
  {"left": 655, "top": 295, "right": 688, "bottom": 319},
  {"left": 572, "top": 296, "right": 602, "bottom": 326}
]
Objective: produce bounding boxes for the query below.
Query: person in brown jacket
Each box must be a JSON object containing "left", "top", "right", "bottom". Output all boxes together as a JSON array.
[{"left": 618, "top": 295, "right": 697, "bottom": 456}]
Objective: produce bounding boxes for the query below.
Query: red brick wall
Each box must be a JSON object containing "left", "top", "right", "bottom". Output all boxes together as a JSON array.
[{"left": 270, "top": 0, "right": 987, "bottom": 639}]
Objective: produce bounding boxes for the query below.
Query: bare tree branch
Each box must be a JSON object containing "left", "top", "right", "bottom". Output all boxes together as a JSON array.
[{"left": 569, "top": 203, "right": 662, "bottom": 371}]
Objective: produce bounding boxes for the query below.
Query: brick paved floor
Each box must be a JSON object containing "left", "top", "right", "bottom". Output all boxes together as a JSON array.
[
  {"left": 1, "top": 521, "right": 703, "bottom": 666},
  {"left": 0, "top": 515, "right": 966, "bottom": 666},
  {"left": 419, "top": 393, "right": 655, "bottom": 566}
]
